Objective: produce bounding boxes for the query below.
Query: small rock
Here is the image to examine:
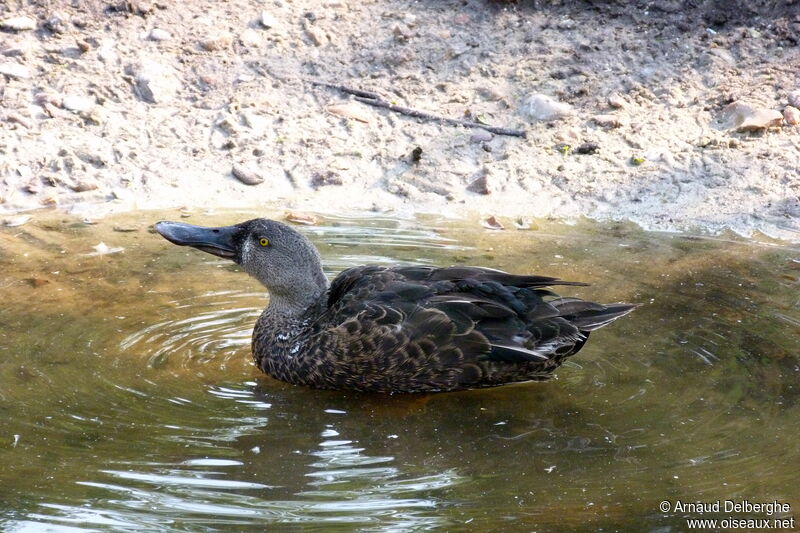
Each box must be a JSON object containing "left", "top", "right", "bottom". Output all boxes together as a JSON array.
[
  {"left": 470, "top": 130, "right": 493, "bottom": 143},
  {"left": 201, "top": 33, "right": 233, "bottom": 51},
  {"left": 240, "top": 28, "right": 262, "bottom": 47},
  {"left": 305, "top": 25, "right": 326, "bottom": 46},
  {"left": 5, "top": 112, "right": 32, "bottom": 129},
  {"left": 718, "top": 102, "right": 783, "bottom": 132},
  {"left": 326, "top": 103, "right": 371, "bottom": 123},
  {"left": 592, "top": 114, "right": 623, "bottom": 128},
  {"left": 783, "top": 106, "right": 800, "bottom": 126},
  {"left": 575, "top": 142, "right": 599, "bottom": 155},
  {"left": 787, "top": 91, "right": 800, "bottom": 109},
  {"left": 477, "top": 86, "right": 508, "bottom": 102},
  {"left": 410, "top": 146, "right": 423, "bottom": 163},
  {"left": 87, "top": 242, "right": 124, "bottom": 256},
  {"left": 148, "top": 28, "right": 171, "bottom": 41},
  {"left": 24, "top": 180, "right": 42, "bottom": 194},
  {"left": 231, "top": 164, "right": 264, "bottom": 185},
  {"left": 467, "top": 173, "right": 490, "bottom": 195},
  {"left": 522, "top": 94, "right": 574, "bottom": 121},
  {"left": 26, "top": 278, "right": 50, "bottom": 288},
  {"left": 310, "top": 170, "right": 342, "bottom": 188},
  {"left": 481, "top": 216, "right": 505, "bottom": 230},
  {"left": 607, "top": 92, "right": 625, "bottom": 109},
  {"left": 112, "top": 225, "right": 138, "bottom": 232},
  {"left": 260, "top": 11, "right": 280, "bottom": 29},
  {"left": 1, "top": 16, "right": 37, "bottom": 32},
  {"left": 0, "top": 62, "right": 31, "bottom": 79},
  {"left": 128, "top": 59, "right": 181, "bottom": 104},
  {"left": 3, "top": 215, "right": 31, "bottom": 227},
  {"left": 44, "top": 12, "right": 67, "bottom": 33},
  {"left": 285, "top": 212, "right": 318, "bottom": 225},
  {"left": 453, "top": 13, "right": 470, "bottom": 25},
  {"left": 61, "top": 95, "right": 96, "bottom": 113},
  {"left": 70, "top": 180, "right": 98, "bottom": 192}
]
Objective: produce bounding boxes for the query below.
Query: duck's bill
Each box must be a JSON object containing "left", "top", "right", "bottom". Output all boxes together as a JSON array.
[{"left": 154, "top": 221, "right": 239, "bottom": 259}]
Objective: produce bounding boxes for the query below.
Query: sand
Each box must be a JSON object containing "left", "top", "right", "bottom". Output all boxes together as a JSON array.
[{"left": 1, "top": 0, "right": 799, "bottom": 240}]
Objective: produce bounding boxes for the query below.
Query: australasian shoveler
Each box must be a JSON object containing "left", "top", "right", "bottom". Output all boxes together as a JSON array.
[{"left": 155, "top": 218, "right": 635, "bottom": 393}]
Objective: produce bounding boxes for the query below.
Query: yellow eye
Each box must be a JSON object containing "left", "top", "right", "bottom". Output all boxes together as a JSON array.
[{"left": 259, "top": 238, "right": 269, "bottom": 247}]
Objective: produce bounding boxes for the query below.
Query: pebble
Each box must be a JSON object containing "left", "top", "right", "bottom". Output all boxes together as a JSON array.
[
  {"left": 61, "top": 95, "right": 96, "bottom": 113},
  {"left": 718, "top": 102, "right": 783, "bottom": 132},
  {"left": 481, "top": 216, "right": 505, "bottom": 230},
  {"left": 788, "top": 91, "right": 800, "bottom": 109},
  {"left": 522, "top": 94, "right": 574, "bottom": 121},
  {"left": 148, "top": 28, "right": 171, "bottom": 41},
  {"left": 0, "top": 62, "right": 31, "bottom": 79},
  {"left": 305, "top": 25, "right": 326, "bottom": 46},
  {"left": 3, "top": 215, "right": 31, "bottom": 227},
  {"left": 467, "top": 173, "right": 490, "bottom": 195},
  {"left": 470, "top": 130, "right": 493, "bottom": 143},
  {"left": 44, "top": 12, "right": 67, "bottom": 33},
  {"left": 260, "top": 11, "right": 280, "bottom": 29},
  {"left": 232, "top": 164, "right": 264, "bottom": 185},
  {"left": 285, "top": 212, "right": 318, "bottom": 225},
  {"left": 784, "top": 106, "right": 800, "bottom": 126},
  {"left": 201, "top": 33, "right": 233, "bottom": 51},
  {"left": 575, "top": 142, "right": 599, "bottom": 155},
  {"left": 607, "top": 92, "right": 625, "bottom": 109},
  {"left": 592, "top": 114, "right": 623, "bottom": 128},
  {"left": 128, "top": 59, "right": 180, "bottom": 104},
  {"left": 5, "top": 112, "right": 32, "bottom": 129},
  {"left": 240, "top": 28, "right": 262, "bottom": 47},
  {"left": 70, "top": 180, "right": 98, "bottom": 192},
  {"left": 1, "top": 16, "right": 37, "bottom": 31},
  {"left": 326, "top": 103, "right": 371, "bottom": 123}
]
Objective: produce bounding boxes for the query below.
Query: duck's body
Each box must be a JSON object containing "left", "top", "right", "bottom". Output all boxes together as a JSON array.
[{"left": 156, "top": 218, "right": 635, "bottom": 393}]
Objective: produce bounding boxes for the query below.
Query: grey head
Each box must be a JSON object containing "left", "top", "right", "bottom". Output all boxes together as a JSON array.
[{"left": 155, "top": 218, "right": 327, "bottom": 313}]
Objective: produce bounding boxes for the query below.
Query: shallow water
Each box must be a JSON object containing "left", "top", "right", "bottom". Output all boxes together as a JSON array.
[{"left": 1, "top": 210, "right": 798, "bottom": 532}]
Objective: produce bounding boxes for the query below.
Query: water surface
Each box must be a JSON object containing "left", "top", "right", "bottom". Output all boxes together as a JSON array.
[{"left": 1, "top": 210, "right": 798, "bottom": 531}]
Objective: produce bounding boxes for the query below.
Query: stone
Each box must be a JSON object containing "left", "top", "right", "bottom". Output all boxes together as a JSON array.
[
  {"left": 201, "top": 33, "right": 233, "bottom": 51},
  {"left": 70, "top": 180, "right": 98, "bottom": 192},
  {"left": 127, "top": 59, "right": 180, "bottom": 104},
  {"left": 45, "top": 12, "right": 67, "bottom": 33},
  {"left": 240, "top": 28, "right": 262, "bottom": 47},
  {"left": 592, "top": 114, "right": 624, "bottom": 128},
  {"left": 260, "top": 11, "right": 280, "bottom": 29},
  {"left": 717, "top": 102, "right": 783, "bottom": 132},
  {"left": 0, "top": 62, "right": 31, "bottom": 79},
  {"left": 148, "top": 28, "right": 171, "bottom": 41},
  {"left": 470, "top": 130, "right": 493, "bottom": 143},
  {"left": 607, "top": 92, "right": 625, "bottom": 109},
  {"left": 522, "top": 94, "right": 574, "bottom": 121},
  {"left": 1, "top": 16, "right": 37, "bottom": 32},
  {"left": 467, "top": 173, "right": 490, "bottom": 195},
  {"left": 284, "top": 212, "right": 318, "bottom": 225},
  {"left": 784, "top": 106, "right": 800, "bottom": 126},
  {"left": 305, "top": 25, "right": 326, "bottom": 46},
  {"left": 575, "top": 142, "right": 599, "bottom": 155},
  {"left": 481, "top": 216, "right": 504, "bottom": 230},
  {"left": 231, "top": 164, "right": 264, "bottom": 185},
  {"left": 787, "top": 91, "right": 800, "bottom": 109},
  {"left": 61, "top": 95, "right": 96, "bottom": 113},
  {"left": 326, "top": 103, "right": 371, "bottom": 123},
  {"left": 3, "top": 215, "right": 31, "bottom": 227}
]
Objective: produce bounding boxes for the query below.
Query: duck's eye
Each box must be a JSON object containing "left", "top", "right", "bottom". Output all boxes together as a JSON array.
[{"left": 259, "top": 238, "right": 270, "bottom": 247}]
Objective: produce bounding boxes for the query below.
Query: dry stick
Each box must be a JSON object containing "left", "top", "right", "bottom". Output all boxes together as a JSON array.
[{"left": 312, "top": 80, "right": 526, "bottom": 138}]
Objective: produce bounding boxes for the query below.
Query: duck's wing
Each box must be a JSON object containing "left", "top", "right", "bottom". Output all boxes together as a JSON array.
[{"left": 317, "top": 266, "right": 634, "bottom": 391}]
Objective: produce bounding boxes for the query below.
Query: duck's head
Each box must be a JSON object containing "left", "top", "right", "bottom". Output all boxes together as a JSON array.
[{"left": 155, "top": 218, "right": 327, "bottom": 310}]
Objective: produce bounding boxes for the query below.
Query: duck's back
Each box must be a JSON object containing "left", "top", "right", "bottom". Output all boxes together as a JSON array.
[{"left": 291, "top": 265, "right": 634, "bottom": 393}]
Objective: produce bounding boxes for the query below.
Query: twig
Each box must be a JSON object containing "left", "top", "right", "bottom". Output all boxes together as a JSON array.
[
  {"left": 311, "top": 80, "right": 526, "bottom": 138},
  {"left": 310, "top": 80, "right": 382, "bottom": 101}
]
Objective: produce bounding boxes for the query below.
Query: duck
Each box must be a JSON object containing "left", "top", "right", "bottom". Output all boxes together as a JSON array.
[{"left": 155, "top": 218, "right": 635, "bottom": 393}]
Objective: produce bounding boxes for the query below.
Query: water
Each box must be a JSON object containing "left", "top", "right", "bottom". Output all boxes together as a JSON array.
[{"left": 1, "top": 210, "right": 798, "bottom": 531}]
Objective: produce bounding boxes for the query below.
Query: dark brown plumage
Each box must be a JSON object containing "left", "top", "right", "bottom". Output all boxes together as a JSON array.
[{"left": 155, "top": 218, "right": 636, "bottom": 393}]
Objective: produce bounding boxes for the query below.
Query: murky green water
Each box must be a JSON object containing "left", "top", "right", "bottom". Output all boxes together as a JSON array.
[{"left": 1, "top": 210, "right": 798, "bottom": 531}]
